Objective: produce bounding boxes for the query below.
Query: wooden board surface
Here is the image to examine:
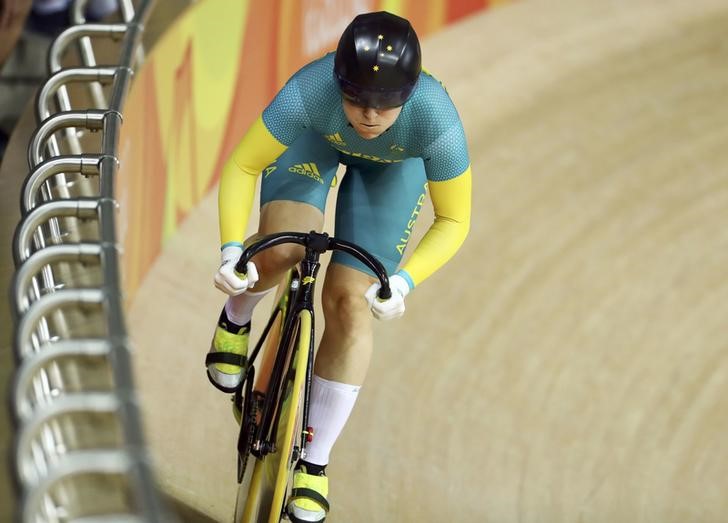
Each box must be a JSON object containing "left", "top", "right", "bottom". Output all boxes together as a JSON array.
[{"left": 124, "top": 0, "right": 728, "bottom": 521}]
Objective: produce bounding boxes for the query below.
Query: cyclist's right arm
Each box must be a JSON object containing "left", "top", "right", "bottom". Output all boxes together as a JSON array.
[
  {"left": 218, "top": 58, "right": 318, "bottom": 248},
  {"left": 216, "top": 57, "right": 330, "bottom": 297},
  {"left": 218, "top": 116, "right": 288, "bottom": 248}
]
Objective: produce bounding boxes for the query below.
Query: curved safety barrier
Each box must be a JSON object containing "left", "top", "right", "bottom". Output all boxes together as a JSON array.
[
  {"left": 7, "top": 0, "right": 175, "bottom": 521},
  {"left": 7, "top": 0, "right": 499, "bottom": 520}
]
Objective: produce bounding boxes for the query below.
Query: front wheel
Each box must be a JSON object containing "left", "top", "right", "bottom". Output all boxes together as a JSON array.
[
  {"left": 268, "top": 309, "right": 313, "bottom": 523},
  {"left": 234, "top": 456, "right": 272, "bottom": 523},
  {"left": 236, "top": 366, "right": 257, "bottom": 484},
  {"left": 235, "top": 309, "right": 312, "bottom": 523}
]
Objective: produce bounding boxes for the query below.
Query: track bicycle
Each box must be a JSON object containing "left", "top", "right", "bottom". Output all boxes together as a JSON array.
[{"left": 230, "top": 231, "right": 391, "bottom": 523}]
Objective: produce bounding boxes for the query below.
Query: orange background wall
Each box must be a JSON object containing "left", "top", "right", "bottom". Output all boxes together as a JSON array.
[{"left": 117, "top": 0, "right": 504, "bottom": 302}]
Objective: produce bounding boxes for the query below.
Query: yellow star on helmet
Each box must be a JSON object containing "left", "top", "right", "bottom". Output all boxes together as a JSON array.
[
  {"left": 386, "top": 45, "right": 393, "bottom": 51},
  {"left": 373, "top": 65, "right": 380, "bottom": 72},
  {"left": 378, "top": 34, "right": 384, "bottom": 40}
]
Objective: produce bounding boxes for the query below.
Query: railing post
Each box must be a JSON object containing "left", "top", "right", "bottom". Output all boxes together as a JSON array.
[{"left": 8, "top": 0, "right": 176, "bottom": 521}]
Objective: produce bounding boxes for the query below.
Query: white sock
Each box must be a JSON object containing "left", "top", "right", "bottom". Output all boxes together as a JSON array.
[
  {"left": 224, "top": 287, "right": 273, "bottom": 325},
  {"left": 304, "top": 374, "right": 361, "bottom": 466}
]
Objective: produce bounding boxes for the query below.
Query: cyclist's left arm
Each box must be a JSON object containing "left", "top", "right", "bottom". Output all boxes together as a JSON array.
[{"left": 397, "top": 165, "right": 472, "bottom": 289}]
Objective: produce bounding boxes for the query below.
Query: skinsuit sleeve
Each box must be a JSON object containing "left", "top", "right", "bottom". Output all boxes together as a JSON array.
[
  {"left": 218, "top": 58, "right": 317, "bottom": 247},
  {"left": 398, "top": 166, "right": 472, "bottom": 288},
  {"left": 218, "top": 117, "right": 287, "bottom": 247},
  {"left": 397, "top": 74, "right": 472, "bottom": 289}
]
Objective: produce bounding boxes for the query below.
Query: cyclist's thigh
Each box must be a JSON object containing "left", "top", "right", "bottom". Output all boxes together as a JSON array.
[
  {"left": 259, "top": 129, "right": 340, "bottom": 217},
  {"left": 256, "top": 201, "right": 324, "bottom": 241},
  {"left": 332, "top": 158, "right": 428, "bottom": 276}
]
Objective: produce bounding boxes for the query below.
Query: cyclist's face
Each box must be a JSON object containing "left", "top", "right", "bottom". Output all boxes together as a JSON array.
[{"left": 341, "top": 97, "right": 403, "bottom": 139}]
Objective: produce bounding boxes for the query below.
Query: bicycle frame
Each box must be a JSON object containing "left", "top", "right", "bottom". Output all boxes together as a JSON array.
[
  {"left": 237, "top": 231, "right": 391, "bottom": 459},
  {"left": 233, "top": 231, "right": 391, "bottom": 522},
  {"left": 254, "top": 251, "right": 318, "bottom": 459}
]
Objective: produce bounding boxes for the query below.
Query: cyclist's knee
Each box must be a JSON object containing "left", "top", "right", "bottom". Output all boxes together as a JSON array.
[
  {"left": 255, "top": 244, "right": 304, "bottom": 274},
  {"left": 322, "top": 285, "right": 369, "bottom": 327}
]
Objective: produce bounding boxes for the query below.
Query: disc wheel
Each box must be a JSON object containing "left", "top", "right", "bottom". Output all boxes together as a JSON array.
[{"left": 237, "top": 367, "right": 257, "bottom": 483}]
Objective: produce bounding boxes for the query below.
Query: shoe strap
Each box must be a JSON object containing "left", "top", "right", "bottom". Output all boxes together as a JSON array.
[
  {"left": 290, "top": 488, "right": 330, "bottom": 513},
  {"left": 205, "top": 352, "right": 246, "bottom": 366}
]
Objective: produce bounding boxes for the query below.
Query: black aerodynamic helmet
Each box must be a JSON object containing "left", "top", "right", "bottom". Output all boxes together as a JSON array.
[{"left": 334, "top": 11, "right": 422, "bottom": 109}]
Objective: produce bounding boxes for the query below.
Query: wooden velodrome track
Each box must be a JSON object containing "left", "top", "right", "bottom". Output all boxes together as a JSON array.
[{"left": 2, "top": 0, "right": 727, "bottom": 521}]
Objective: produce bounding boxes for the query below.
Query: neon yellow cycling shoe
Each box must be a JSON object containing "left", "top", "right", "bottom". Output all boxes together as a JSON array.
[
  {"left": 287, "top": 462, "right": 329, "bottom": 523},
  {"left": 205, "top": 307, "right": 249, "bottom": 393}
]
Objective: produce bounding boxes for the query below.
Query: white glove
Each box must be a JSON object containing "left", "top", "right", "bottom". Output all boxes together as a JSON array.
[
  {"left": 364, "top": 274, "right": 411, "bottom": 321},
  {"left": 213, "top": 245, "right": 259, "bottom": 296}
]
